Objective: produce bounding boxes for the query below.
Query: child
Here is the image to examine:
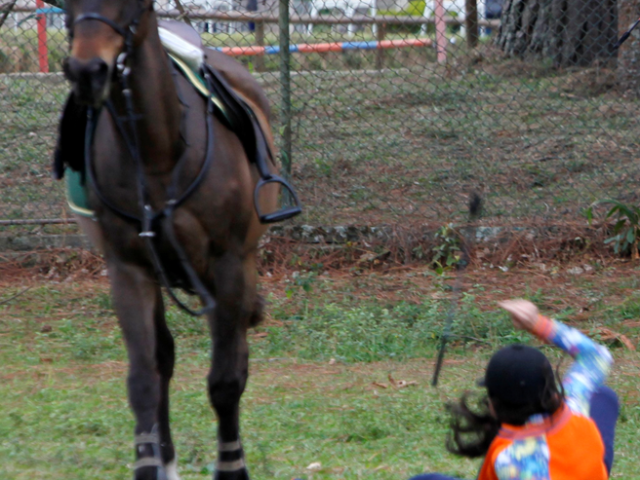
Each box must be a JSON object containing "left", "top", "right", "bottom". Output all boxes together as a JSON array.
[{"left": 411, "top": 299, "right": 618, "bottom": 480}]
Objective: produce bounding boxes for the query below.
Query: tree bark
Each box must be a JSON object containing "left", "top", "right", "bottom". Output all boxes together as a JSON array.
[
  {"left": 618, "top": 0, "right": 640, "bottom": 92},
  {"left": 496, "top": 0, "right": 617, "bottom": 67}
]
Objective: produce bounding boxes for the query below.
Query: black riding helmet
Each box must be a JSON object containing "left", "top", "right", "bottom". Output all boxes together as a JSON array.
[{"left": 479, "top": 344, "right": 555, "bottom": 405}]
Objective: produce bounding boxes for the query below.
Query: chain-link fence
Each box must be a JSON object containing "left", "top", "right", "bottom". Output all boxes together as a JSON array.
[{"left": 1, "top": 0, "right": 640, "bottom": 239}]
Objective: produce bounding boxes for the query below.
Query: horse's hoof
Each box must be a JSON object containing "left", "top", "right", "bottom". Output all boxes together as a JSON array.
[
  {"left": 134, "top": 465, "right": 168, "bottom": 480},
  {"left": 214, "top": 468, "right": 250, "bottom": 480}
]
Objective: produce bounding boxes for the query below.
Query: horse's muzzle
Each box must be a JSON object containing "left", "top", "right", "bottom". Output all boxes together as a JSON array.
[{"left": 63, "top": 56, "right": 112, "bottom": 107}]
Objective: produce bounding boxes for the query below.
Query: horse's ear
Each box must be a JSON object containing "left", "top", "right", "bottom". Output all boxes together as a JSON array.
[{"left": 53, "top": 93, "right": 87, "bottom": 180}]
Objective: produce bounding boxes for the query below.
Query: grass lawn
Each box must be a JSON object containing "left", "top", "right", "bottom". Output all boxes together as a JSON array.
[{"left": 1, "top": 260, "right": 640, "bottom": 479}]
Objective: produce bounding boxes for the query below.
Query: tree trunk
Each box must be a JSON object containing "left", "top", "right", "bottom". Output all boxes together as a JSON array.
[
  {"left": 496, "top": 0, "right": 618, "bottom": 67},
  {"left": 618, "top": 0, "right": 640, "bottom": 92}
]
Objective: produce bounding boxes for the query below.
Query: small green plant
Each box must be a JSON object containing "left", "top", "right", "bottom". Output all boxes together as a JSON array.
[
  {"left": 432, "top": 223, "right": 462, "bottom": 272},
  {"left": 285, "top": 271, "right": 317, "bottom": 298},
  {"left": 587, "top": 200, "right": 640, "bottom": 258}
]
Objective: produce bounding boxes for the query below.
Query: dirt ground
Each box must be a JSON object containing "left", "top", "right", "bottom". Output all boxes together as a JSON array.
[{"left": 3, "top": 247, "right": 640, "bottom": 328}]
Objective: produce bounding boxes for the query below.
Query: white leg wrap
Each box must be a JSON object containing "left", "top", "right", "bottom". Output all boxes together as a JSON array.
[
  {"left": 217, "top": 458, "right": 246, "bottom": 472},
  {"left": 165, "top": 459, "right": 182, "bottom": 480}
]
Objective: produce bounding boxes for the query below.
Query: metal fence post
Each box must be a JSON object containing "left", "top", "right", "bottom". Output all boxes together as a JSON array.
[
  {"left": 279, "top": 0, "right": 292, "bottom": 178},
  {"left": 255, "top": 20, "right": 266, "bottom": 72},
  {"left": 376, "top": 22, "right": 387, "bottom": 70}
]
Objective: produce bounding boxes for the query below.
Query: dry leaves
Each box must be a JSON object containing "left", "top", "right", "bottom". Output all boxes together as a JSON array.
[
  {"left": 388, "top": 373, "right": 418, "bottom": 388},
  {"left": 371, "top": 374, "right": 418, "bottom": 390},
  {"left": 589, "top": 327, "right": 636, "bottom": 351}
]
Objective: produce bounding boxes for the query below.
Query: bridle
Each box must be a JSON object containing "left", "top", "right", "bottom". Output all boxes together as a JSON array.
[
  {"left": 71, "top": 0, "right": 151, "bottom": 48},
  {"left": 69, "top": 1, "right": 218, "bottom": 317}
]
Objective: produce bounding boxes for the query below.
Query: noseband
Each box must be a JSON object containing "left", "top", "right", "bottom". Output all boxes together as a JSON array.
[{"left": 69, "top": 3, "right": 218, "bottom": 317}]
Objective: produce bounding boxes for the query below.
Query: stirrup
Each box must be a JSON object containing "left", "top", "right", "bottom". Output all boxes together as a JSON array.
[{"left": 254, "top": 174, "right": 302, "bottom": 224}]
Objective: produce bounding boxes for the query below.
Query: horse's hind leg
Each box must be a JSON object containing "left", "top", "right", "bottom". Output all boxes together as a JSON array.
[
  {"left": 207, "top": 252, "right": 256, "bottom": 480},
  {"left": 108, "top": 261, "right": 170, "bottom": 480}
]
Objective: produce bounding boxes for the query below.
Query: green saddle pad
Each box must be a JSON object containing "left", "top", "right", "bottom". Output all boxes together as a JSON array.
[{"left": 65, "top": 168, "right": 94, "bottom": 218}]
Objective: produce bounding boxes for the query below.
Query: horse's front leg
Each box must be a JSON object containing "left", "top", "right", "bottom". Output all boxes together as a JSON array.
[
  {"left": 207, "top": 252, "right": 255, "bottom": 480},
  {"left": 109, "top": 261, "right": 170, "bottom": 480},
  {"left": 154, "top": 287, "right": 181, "bottom": 480}
]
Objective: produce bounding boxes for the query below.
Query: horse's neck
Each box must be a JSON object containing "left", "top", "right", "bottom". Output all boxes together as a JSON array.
[{"left": 114, "top": 23, "right": 182, "bottom": 172}]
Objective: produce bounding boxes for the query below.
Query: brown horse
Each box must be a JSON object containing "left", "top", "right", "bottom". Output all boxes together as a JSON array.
[{"left": 58, "top": 1, "right": 294, "bottom": 479}]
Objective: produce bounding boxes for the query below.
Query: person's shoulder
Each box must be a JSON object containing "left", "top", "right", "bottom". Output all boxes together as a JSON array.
[
  {"left": 558, "top": 409, "right": 604, "bottom": 446},
  {"left": 494, "top": 436, "right": 550, "bottom": 479}
]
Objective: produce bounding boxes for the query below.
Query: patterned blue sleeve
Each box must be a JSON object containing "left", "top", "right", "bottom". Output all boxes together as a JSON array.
[
  {"left": 545, "top": 320, "right": 613, "bottom": 416},
  {"left": 494, "top": 437, "right": 551, "bottom": 480}
]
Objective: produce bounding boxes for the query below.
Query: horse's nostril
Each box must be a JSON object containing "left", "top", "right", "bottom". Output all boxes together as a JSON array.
[
  {"left": 64, "top": 56, "right": 111, "bottom": 105},
  {"left": 89, "top": 58, "right": 109, "bottom": 76},
  {"left": 64, "top": 57, "right": 108, "bottom": 81},
  {"left": 63, "top": 57, "right": 80, "bottom": 82},
  {"left": 88, "top": 58, "right": 110, "bottom": 98}
]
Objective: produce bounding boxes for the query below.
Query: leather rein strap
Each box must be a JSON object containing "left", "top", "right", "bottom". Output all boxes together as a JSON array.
[{"left": 75, "top": 8, "right": 216, "bottom": 317}]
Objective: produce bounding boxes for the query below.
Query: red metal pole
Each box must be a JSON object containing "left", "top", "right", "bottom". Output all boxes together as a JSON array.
[
  {"left": 36, "top": 0, "right": 49, "bottom": 73},
  {"left": 434, "top": 0, "right": 447, "bottom": 63}
]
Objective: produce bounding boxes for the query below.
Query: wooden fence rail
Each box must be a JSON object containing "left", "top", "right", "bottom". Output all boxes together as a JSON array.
[
  {"left": 6, "top": 5, "right": 500, "bottom": 71},
  {"left": 9, "top": 5, "right": 500, "bottom": 28}
]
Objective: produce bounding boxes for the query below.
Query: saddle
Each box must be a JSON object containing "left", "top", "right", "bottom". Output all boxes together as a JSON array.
[{"left": 54, "top": 20, "right": 301, "bottom": 223}]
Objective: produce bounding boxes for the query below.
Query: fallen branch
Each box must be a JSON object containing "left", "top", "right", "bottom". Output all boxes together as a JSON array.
[
  {"left": 0, "top": 285, "right": 33, "bottom": 307},
  {"left": 450, "top": 334, "right": 492, "bottom": 346},
  {"left": 592, "top": 327, "right": 636, "bottom": 351},
  {"left": 173, "top": 0, "right": 193, "bottom": 26}
]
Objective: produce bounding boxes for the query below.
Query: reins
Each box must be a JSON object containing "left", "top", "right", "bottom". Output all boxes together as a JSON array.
[{"left": 75, "top": 6, "right": 216, "bottom": 316}]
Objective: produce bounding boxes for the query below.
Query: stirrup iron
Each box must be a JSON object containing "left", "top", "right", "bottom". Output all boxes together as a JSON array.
[{"left": 254, "top": 174, "right": 302, "bottom": 224}]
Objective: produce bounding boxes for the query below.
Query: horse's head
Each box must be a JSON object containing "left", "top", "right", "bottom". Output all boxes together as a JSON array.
[{"left": 63, "top": 0, "right": 154, "bottom": 107}]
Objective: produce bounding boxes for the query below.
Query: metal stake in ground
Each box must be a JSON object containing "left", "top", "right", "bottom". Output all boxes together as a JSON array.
[{"left": 432, "top": 192, "right": 482, "bottom": 387}]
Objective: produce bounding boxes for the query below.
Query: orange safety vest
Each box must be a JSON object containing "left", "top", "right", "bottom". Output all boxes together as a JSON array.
[{"left": 478, "top": 404, "right": 607, "bottom": 480}]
